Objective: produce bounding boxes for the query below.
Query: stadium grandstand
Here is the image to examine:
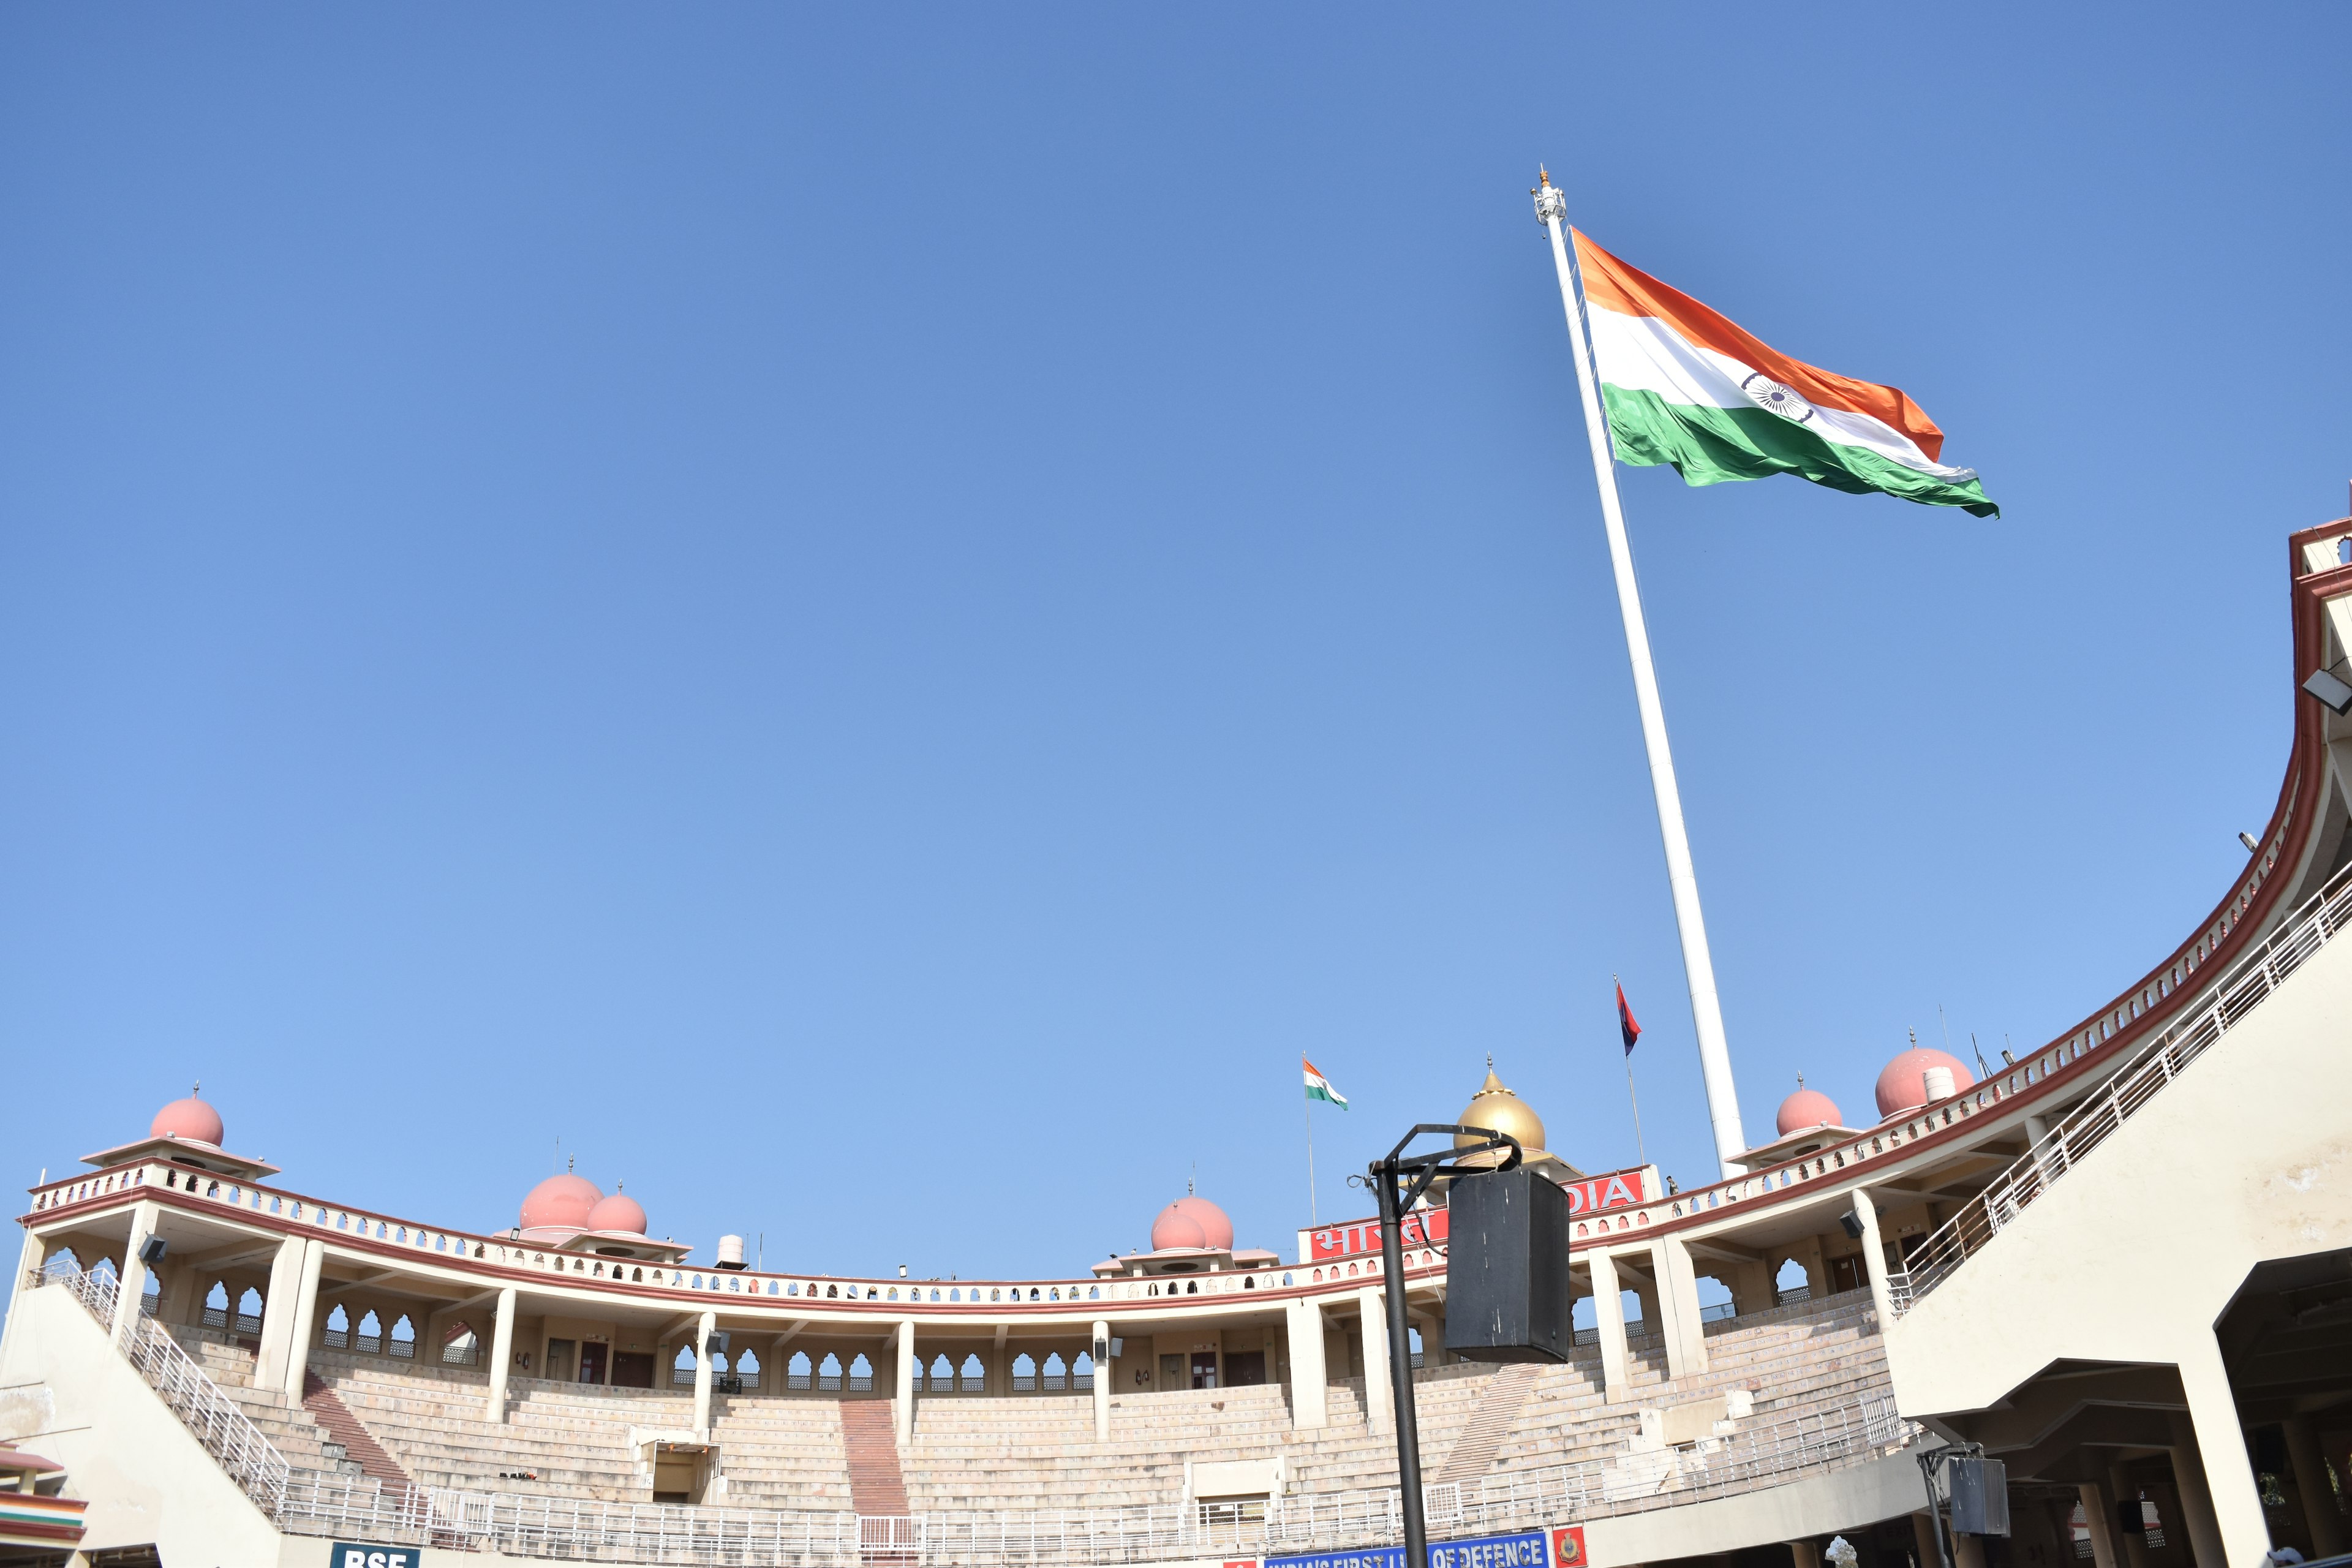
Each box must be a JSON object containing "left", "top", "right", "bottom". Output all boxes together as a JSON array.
[{"left": 7, "top": 519, "right": 2352, "bottom": 1566}]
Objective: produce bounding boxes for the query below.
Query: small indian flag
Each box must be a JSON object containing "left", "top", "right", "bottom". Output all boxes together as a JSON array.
[
  {"left": 1574, "top": 231, "right": 1997, "bottom": 518},
  {"left": 1303, "top": 1057, "right": 1348, "bottom": 1109}
]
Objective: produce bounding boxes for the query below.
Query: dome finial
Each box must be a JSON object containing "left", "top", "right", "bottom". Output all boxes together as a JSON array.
[
  {"left": 567, "top": 1154, "right": 575, "bottom": 1174},
  {"left": 1796, "top": 1071, "right": 1805, "bottom": 1088},
  {"left": 192, "top": 1080, "right": 202, "bottom": 1098}
]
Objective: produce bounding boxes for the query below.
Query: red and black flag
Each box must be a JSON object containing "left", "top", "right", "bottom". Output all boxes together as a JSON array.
[{"left": 1616, "top": 982, "right": 1642, "bottom": 1057}]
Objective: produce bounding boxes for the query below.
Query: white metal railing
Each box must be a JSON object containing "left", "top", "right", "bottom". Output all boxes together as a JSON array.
[
  {"left": 43, "top": 1261, "right": 292, "bottom": 1513},
  {"left": 1888, "top": 861, "right": 2352, "bottom": 1314},
  {"left": 268, "top": 1389, "right": 1910, "bottom": 1564}
]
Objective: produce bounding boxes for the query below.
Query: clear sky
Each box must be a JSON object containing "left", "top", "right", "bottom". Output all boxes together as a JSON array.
[{"left": 4, "top": 7, "right": 2348, "bottom": 1281}]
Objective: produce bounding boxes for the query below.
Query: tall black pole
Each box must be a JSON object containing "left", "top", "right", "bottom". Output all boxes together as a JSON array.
[{"left": 1374, "top": 1156, "right": 1427, "bottom": 1568}]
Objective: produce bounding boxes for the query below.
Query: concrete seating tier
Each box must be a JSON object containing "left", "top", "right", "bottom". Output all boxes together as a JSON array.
[{"left": 162, "top": 1326, "right": 359, "bottom": 1477}]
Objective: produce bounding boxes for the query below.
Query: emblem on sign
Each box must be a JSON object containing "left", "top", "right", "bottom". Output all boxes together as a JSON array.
[{"left": 1740, "top": 372, "right": 1815, "bottom": 424}]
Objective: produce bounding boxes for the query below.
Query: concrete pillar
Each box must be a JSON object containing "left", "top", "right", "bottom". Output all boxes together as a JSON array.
[
  {"left": 1285, "top": 1299, "right": 1328, "bottom": 1431},
  {"left": 2076, "top": 1480, "right": 2119, "bottom": 1568},
  {"left": 692, "top": 1310, "right": 717, "bottom": 1436},
  {"left": 2283, "top": 1415, "right": 2347, "bottom": 1558},
  {"left": 2108, "top": 1466, "right": 2153, "bottom": 1568},
  {"left": 895, "top": 1320, "right": 916, "bottom": 1446},
  {"left": 1, "top": 1229, "right": 51, "bottom": 1371},
  {"left": 1589, "top": 1251, "right": 1632, "bottom": 1403},
  {"left": 110, "top": 1201, "right": 163, "bottom": 1345},
  {"left": 1090, "top": 1319, "right": 1110, "bottom": 1442},
  {"left": 2174, "top": 1342, "right": 2267, "bottom": 1567},
  {"left": 1788, "top": 1539, "right": 1821, "bottom": 1568},
  {"left": 1649, "top": 1237, "right": 1708, "bottom": 1381},
  {"left": 252, "top": 1235, "right": 307, "bottom": 1390},
  {"left": 1792, "top": 1235, "right": 1830, "bottom": 1300},
  {"left": 2024, "top": 1114, "right": 2050, "bottom": 1147},
  {"left": 1629, "top": 1272, "right": 1661, "bottom": 1343},
  {"left": 484, "top": 1288, "right": 518, "bottom": 1423},
  {"left": 279, "top": 1239, "right": 325, "bottom": 1398},
  {"left": 1912, "top": 1510, "right": 1946, "bottom": 1568},
  {"left": 1847, "top": 1189, "right": 1896, "bottom": 1324},
  {"left": 1358, "top": 1286, "right": 1390, "bottom": 1435},
  {"left": 1951, "top": 1532, "right": 1986, "bottom": 1568}
]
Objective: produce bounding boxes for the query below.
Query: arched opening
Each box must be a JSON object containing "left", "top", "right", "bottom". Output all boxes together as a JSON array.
[
  {"left": 929, "top": 1353, "right": 953, "bottom": 1393},
  {"left": 673, "top": 1344, "right": 698, "bottom": 1386},
  {"left": 325, "top": 1304, "right": 350, "bottom": 1349},
  {"left": 789, "top": 1351, "right": 813, "bottom": 1390},
  {"left": 1073, "top": 1351, "right": 1095, "bottom": 1391},
  {"left": 443, "top": 1321, "right": 479, "bottom": 1366},
  {"left": 358, "top": 1309, "right": 383, "bottom": 1354},
  {"left": 91, "top": 1257, "right": 120, "bottom": 1287},
  {"left": 1012, "top": 1352, "right": 1038, "bottom": 1392},
  {"left": 848, "top": 1353, "right": 873, "bottom": 1393},
  {"left": 389, "top": 1314, "right": 417, "bottom": 1360},
  {"left": 959, "top": 1352, "right": 986, "bottom": 1393},
  {"left": 818, "top": 1352, "right": 843, "bottom": 1392},
  {"left": 1774, "top": 1257, "right": 1812, "bottom": 1306},
  {"left": 1042, "top": 1352, "right": 1066, "bottom": 1391},
  {"left": 235, "top": 1286, "right": 265, "bottom": 1336},
  {"left": 737, "top": 1348, "right": 761, "bottom": 1390},
  {"left": 139, "top": 1270, "right": 160, "bottom": 1317},
  {"left": 1408, "top": 1326, "right": 1425, "bottom": 1369},
  {"left": 1695, "top": 1273, "right": 1736, "bottom": 1325}
]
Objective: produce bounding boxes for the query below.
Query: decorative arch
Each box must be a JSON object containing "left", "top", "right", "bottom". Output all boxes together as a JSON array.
[
  {"left": 1073, "top": 1351, "right": 1095, "bottom": 1390},
  {"left": 1012, "top": 1352, "right": 1037, "bottom": 1392},
  {"left": 848, "top": 1353, "right": 873, "bottom": 1392},
  {"left": 358, "top": 1309, "right": 384, "bottom": 1354},
  {"left": 388, "top": 1313, "right": 417, "bottom": 1360},
  {"left": 818, "top": 1352, "right": 843, "bottom": 1391},
  {"left": 736, "top": 1348, "right": 761, "bottom": 1390},
  {"left": 959, "top": 1352, "right": 985, "bottom": 1392},
  {"left": 1042, "top": 1352, "right": 1067, "bottom": 1391},
  {"left": 235, "top": 1286, "right": 265, "bottom": 1334},
  {"left": 789, "top": 1350, "right": 813, "bottom": 1390},
  {"left": 443, "top": 1322, "right": 479, "bottom": 1366},
  {"left": 674, "top": 1344, "right": 698, "bottom": 1387},
  {"left": 325, "top": 1303, "right": 351, "bottom": 1349}
]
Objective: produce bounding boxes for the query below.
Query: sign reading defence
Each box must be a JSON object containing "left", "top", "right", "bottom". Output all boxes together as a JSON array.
[
  {"left": 330, "top": 1545, "right": 423, "bottom": 1568},
  {"left": 1268, "top": 1528, "right": 1551, "bottom": 1568}
]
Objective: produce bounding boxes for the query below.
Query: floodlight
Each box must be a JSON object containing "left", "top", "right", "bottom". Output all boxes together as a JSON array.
[
  {"left": 2239, "top": 831, "right": 2261, "bottom": 852},
  {"left": 2303, "top": 666, "right": 2352, "bottom": 715}
]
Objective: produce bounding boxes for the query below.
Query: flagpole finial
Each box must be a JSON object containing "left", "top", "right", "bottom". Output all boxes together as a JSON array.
[{"left": 1532, "top": 168, "right": 1567, "bottom": 225}]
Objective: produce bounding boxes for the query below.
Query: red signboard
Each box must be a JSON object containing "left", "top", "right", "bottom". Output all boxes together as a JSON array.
[
  {"left": 1308, "top": 1167, "right": 1649, "bottom": 1262},
  {"left": 1551, "top": 1526, "right": 1587, "bottom": 1567}
]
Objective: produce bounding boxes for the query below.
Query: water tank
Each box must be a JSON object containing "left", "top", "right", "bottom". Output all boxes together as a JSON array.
[
  {"left": 715, "top": 1234, "right": 747, "bottom": 1270},
  {"left": 1923, "top": 1065, "right": 1956, "bottom": 1101}
]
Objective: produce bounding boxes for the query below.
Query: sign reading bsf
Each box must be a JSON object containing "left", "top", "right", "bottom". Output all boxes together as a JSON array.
[{"left": 332, "top": 1546, "right": 422, "bottom": 1568}]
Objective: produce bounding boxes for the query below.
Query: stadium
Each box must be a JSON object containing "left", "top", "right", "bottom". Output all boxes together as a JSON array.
[{"left": 4, "top": 508, "right": 2349, "bottom": 1561}]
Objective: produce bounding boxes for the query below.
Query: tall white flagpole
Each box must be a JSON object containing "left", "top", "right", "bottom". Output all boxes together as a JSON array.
[{"left": 1534, "top": 171, "right": 1750, "bottom": 1178}]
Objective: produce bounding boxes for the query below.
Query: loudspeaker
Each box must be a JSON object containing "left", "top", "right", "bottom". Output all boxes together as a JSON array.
[
  {"left": 138, "top": 1236, "right": 168, "bottom": 1266},
  {"left": 1945, "top": 1455, "right": 2010, "bottom": 1536},
  {"left": 706, "top": 1331, "right": 731, "bottom": 1357},
  {"left": 1443, "top": 1168, "right": 1570, "bottom": 1363}
]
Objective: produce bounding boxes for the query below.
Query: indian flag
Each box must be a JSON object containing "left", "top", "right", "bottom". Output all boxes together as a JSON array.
[
  {"left": 1574, "top": 231, "right": 1997, "bottom": 518},
  {"left": 1303, "top": 1057, "right": 1347, "bottom": 1109}
]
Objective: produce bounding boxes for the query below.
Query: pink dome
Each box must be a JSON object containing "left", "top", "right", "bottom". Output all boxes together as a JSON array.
[
  {"left": 150, "top": 1095, "right": 224, "bottom": 1147},
  {"left": 1150, "top": 1195, "right": 1235, "bottom": 1253},
  {"left": 1875, "top": 1048, "right": 1975, "bottom": 1118},
  {"left": 520, "top": 1173, "right": 603, "bottom": 1231},
  {"left": 587, "top": 1191, "right": 646, "bottom": 1235},
  {"left": 1776, "top": 1086, "right": 1844, "bottom": 1135}
]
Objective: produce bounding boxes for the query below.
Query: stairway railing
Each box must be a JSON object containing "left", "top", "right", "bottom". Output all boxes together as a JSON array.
[
  {"left": 42, "top": 1260, "right": 291, "bottom": 1513},
  {"left": 1888, "top": 859, "right": 2352, "bottom": 1314}
]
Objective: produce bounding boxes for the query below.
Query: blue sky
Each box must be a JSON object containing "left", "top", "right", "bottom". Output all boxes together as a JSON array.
[{"left": 3, "top": 7, "right": 2347, "bottom": 1281}]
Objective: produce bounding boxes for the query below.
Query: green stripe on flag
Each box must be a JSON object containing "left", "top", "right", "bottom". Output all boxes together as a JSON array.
[{"left": 1603, "top": 387, "right": 2000, "bottom": 518}]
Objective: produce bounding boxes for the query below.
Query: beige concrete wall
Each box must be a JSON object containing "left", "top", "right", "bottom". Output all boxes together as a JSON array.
[
  {"left": 1887, "top": 929, "right": 2352, "bottom": 1562},
  {"left": 0, "top": 1284, "right": 284, "bottom": 1563},
  {"left": 1582, "top": 1454, "right": 1931, "bottom": 1567}
]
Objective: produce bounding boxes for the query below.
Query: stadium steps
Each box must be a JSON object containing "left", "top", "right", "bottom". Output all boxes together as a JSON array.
[
  {"left": 840, "top": 1399, "right": 911, "bottom": 1515},
  {"left": 303, "top": 1369, "right": 415, "bottom": 1491},
  {"left": 1434, "top": 1363, "right": 1541, "bottom": 1484}
]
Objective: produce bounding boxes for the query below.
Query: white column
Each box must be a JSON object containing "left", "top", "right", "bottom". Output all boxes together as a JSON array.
[
  {"left": 252, "top": 1235, "right": 307, "bottom": 1390},
  {"left": 0, "top": 1229, "right": 50, "bottom": 1373},
  {"left": 2107, "top": 1466, "right": 2154, "bottom": 1568},
  {"left": 1357, "top": 1286, "right": 1390, "bottom": 1435},
  {"left": 2076, "top": 1481, "right": 2119, "bottom": 1568},
  {"left": 692, "top": 1310, "right": 717, "bottom": 1436},
  {"left": 484, "top": 1287, "right": 518, "bottom": 1424},
  {"left": 1537, "top": 179, "right": 1748, "bottom": 1177},
  {"left": 2283, "top": 1416, "right": 2346, "bottom": 1558},
  {"left": 895, "top": 1320, "right": 916, "bottom": 1446},
  {"left": 1847, "top": 1190, "right": 1896, "bottom": 1325},
  {"left": 1648, "top": 1237, "right": 1708, "bottom": 1381},
  {"left": 1787, "top": 1541, "right": 1821, "bottom": 1568},
  {"left": 2173, "top": 1345, "right": 2267, "bottom": 1568},
  {"left": 1286, "top": 1298, "right": 1329, "bottom": 1430},
  {"left": 1090, "top": 1319, "right": 1111, "bottom": 1442},
  {"left": 110, "top": 1200, "right": 163, "bottom": 1345},
  {"left": 1588, "top": 1251, "right": 1632, "bottom": 1403},
  {"left": 279, "top": 1238, "right": 326, "bottom": 1398}
]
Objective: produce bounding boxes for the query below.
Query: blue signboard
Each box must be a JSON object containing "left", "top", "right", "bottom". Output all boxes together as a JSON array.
[
  {"left": 328, "top": 1545, "right": 423, "bottom": 1568},
  {"left": 1270, "top": 1529, "right": 1550, "bottom": 1568}
]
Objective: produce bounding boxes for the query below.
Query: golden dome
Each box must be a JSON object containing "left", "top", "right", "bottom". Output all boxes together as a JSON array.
[{"left": 1454, "top": 1062, "right": 1547, "bottom": 1166}]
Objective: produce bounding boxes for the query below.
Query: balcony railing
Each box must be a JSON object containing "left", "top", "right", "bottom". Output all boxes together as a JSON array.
[{"left": 1888, "top": 861, "right": 2352, "bottom": 1314}]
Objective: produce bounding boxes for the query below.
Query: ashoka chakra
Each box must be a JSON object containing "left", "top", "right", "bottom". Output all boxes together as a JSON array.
[{"left": 1741, "top": 372, "right": 1815, "bottom": 424}]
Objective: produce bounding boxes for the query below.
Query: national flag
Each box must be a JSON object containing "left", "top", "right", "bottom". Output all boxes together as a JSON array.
[
  {"left": 1616, "top": 983, "right": 1642, "bottom": 1058},
  {"left": 1572, "top": 231, "right": 1998, "bottom": 518},
  {"left": 1303, "top": 1057, "right": 1348, "bottom": 1109}
]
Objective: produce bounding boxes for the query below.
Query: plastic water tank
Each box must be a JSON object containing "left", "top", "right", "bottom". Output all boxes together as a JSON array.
[
  {"left": 1922, "top": 1065, "right": 1956, "bottom": 1102},
  {"left": 715, "top": 1234, "right": 747, "bottom": 1270}
]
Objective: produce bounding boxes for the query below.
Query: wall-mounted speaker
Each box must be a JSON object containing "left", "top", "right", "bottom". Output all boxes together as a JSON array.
[{"left": 1443, "top": 1168, "right": 1570, "bottom": 1363}]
